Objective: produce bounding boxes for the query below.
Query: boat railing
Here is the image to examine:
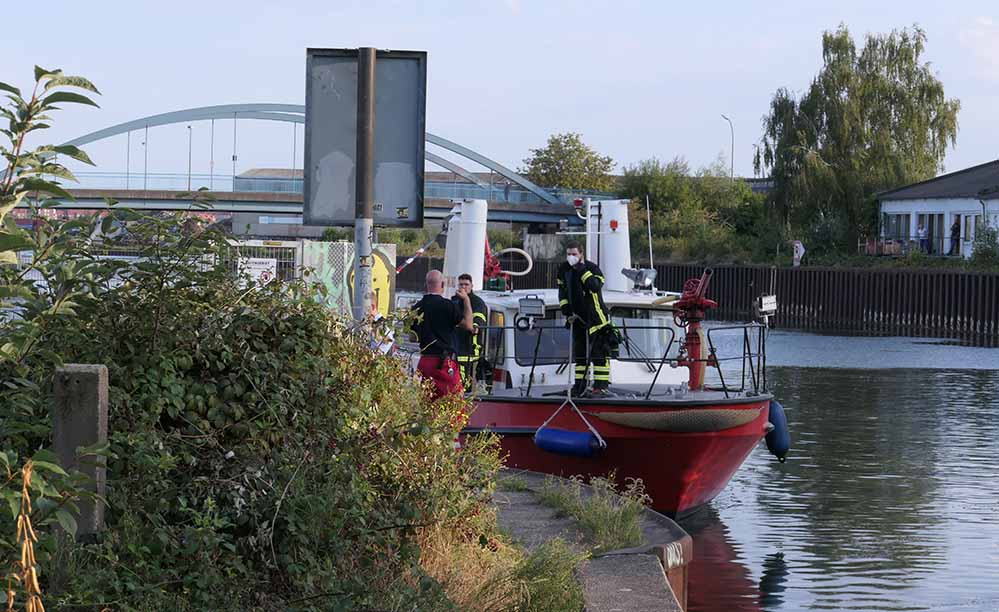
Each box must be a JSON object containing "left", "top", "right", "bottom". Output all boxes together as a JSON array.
[
  {"left": 486, "top": 320, "right": 767, "bottom": 398},
  {"left": 393, "top": 319, "right": 767, "bottom": 399},
  {"left": 503, "top": 322, "right": 680, "bottom": 397},
  {"left": 704, "top": 323, "right": 768, "bottom": 398}
]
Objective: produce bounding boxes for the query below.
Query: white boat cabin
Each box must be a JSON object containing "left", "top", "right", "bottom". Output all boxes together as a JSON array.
[{"left": 396, "top": 287, "right": 688, "bottom": 395}]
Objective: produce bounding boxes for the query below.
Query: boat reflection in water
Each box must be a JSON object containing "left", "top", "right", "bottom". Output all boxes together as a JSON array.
[
  {"left": 681, "top": 506, "right": 789, "bottom": 612},
  {"left": 758, "top": 551, "right": 790, "bottom": 610},
  {"left": 681, "top": 358, "right": 999, "bottom": 611}
]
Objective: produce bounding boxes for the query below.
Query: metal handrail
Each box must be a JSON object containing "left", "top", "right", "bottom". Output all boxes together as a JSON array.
[
  {"left": 705, "top": 323, "right": 768, "bottom": 398},
  {"left": 396, "top": 319, "right": 766, "bottom": 399}
]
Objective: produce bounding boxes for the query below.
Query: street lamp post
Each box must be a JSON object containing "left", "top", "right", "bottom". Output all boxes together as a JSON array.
[
  {"left": 210, "top": 119, "right": 215, "bottom": 189},
  {"left": 142, "top": 125, "right": 148, "bottom": 192},
  {"left": 125, "top": 130, "right": 130, "bottom": 189},
  {"left": 187, "top": 125, "right": 193, "bottom": 191},
  {"left": 721, "top": 114, "right": 734, "bottom": 180}
]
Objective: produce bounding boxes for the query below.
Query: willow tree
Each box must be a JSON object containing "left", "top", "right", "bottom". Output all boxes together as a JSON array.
[
  {"left": 754, "top": 25, "right": 960, "bottom": 248},
  {"left": 520, "top": 132, "right": 615, "bottom": 192}
]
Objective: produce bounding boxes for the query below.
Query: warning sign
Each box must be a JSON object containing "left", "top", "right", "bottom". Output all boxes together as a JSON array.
[{"left": 239, "top": 257, "right": 277, "bottom": 286}]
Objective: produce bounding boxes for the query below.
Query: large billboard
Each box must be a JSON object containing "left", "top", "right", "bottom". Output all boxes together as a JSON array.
[{"left": 304, "top": 48, "right": 427, "bottom": 228}]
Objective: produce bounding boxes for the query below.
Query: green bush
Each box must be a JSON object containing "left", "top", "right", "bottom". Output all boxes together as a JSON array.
[
  {"left": 621, "top": 157, "right": 763, "bottom": 263},
  {"left": 378, "top": 227, "right": 444, "bottom": 257},
  {"left": 486, "top": 229, "right": 520, "bottom": 252},
  {"left": 2, "top": 66, "right": 505, "bottom": 611},
  {"left": 2, "top": 210, "right": 502, "bottom": 610},
  {"left": 971, "top": 225, "right": 999, "bottom": 267},
  {"left": 320, "top": 227, "right": 352, "bottom": 242}
]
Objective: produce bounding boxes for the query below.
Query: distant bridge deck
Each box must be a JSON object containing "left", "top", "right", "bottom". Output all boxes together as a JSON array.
[{"left": 40, "top": 189, "right": 582, "bottom": 225}]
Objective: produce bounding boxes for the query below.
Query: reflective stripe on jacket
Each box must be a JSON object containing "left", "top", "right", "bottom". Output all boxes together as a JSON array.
[{"left": 557, "top": 260, "right": 612, "bottom": 335}]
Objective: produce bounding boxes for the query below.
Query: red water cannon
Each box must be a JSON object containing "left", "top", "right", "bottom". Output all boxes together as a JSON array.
[
  {"left": 674, "top": 268, "right": 717, "bottom": 391},
  {"left": 672, "top": 268, "right": 717, "bottom": 327}
]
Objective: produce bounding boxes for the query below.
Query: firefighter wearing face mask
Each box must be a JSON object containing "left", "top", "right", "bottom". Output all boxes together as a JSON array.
[
  {"left": 453, "top": 273, "right": 488, "bottom": 392},
  {"left": 557, "top": 240, "right": 617, "bottom": 397}
]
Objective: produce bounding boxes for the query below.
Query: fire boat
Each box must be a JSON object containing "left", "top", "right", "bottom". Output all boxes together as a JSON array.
[{"left": 398, "top": 198, "right": 790, "bottom": 518}]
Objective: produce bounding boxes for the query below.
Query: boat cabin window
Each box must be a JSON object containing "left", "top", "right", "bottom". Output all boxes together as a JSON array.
[
  {"left": 513, "top": 309, "right": 570, "bottom": 366},
  {"left": 611, "top": 307, "right": 676, "bottom": 361},
  {"left": 513, "top": 307, "right": 676, "bottom": 366},
  {"left": 485, "top": 310, "right": 505, "bottom": 363}
]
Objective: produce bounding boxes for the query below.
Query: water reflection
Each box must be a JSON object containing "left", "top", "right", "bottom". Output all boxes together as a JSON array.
[
  {"left": 758, "top": 552, "right": 789, "bottom": 609},
  {"left": 681, "top": 361, "right": 999, "bottom": 612},
  {"left": 683, "top": 506, "right": 763, "bottom": 612}
]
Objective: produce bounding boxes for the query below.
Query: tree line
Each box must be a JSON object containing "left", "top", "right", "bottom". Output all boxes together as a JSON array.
[{"left": 519, "top": 24, "right": 967, "bottom": 264}]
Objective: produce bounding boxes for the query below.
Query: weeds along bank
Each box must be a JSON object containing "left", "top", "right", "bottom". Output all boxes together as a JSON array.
[
  {"left": 2, "top": 209, "right": 512, "bottom": 610},
  {"left": 1, "top": 68, "right": 579, "bottom": 611}
]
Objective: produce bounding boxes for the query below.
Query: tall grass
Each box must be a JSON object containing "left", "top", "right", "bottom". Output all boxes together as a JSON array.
[
  {"left": 496, "top": 475, "right": 531, "bottom": 492},
  {"left": 419, "top": 510, "right": 586, "bottom": 612},
  {"left": 537, "top": 473, "right": 651, "bottom": 554}
]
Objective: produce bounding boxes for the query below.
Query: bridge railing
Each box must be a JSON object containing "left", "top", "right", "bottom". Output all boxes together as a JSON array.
[
  {"left": 70, "top": 171, "right": 236, "bottom": 192},
  {"left": 68, "top": 172, "right": 615, "bottom": 205}
]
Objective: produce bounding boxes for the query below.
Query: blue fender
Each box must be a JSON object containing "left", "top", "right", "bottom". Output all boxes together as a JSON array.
[
  {"left": 534, "top": 428, "right": 603, "bottom": 458},
  {"left": 766, "top": 399, "right": 791, "bottom": 462}
]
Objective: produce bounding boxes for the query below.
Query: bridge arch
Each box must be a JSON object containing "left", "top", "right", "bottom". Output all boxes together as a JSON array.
[{"left": 61, "top": 103, "right": 559, "bottom": 204}]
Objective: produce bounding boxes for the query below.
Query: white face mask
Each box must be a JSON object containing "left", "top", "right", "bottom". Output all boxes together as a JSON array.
[{"left": 566, "top": 254, "right": 580, "bottom": 266}]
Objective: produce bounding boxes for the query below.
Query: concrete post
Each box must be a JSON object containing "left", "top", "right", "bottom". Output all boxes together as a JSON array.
[
  {"left": 353, "top": 47, "right": 376, "bottom": 321},
  {"left": 52, "top": 364, "right": 108, "bottom": 537}
]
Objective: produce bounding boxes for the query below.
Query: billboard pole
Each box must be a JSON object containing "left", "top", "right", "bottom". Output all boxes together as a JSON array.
[{"left": 353, "top": 47, "right": 376, "bottom": 320}]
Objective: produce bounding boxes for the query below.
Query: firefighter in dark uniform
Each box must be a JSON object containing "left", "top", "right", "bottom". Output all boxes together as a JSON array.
[
  {"left": 453, "top": 273, "right": 488, "bottom": 392},
  {"left": 557, "top": 240, "right": 616, "bottom": 397},
  {"left": 410, "top": 269, "right": 473, "bottom": 398}
]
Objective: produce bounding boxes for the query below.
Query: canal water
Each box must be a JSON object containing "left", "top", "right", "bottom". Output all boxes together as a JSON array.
[{"left": 682, "top": 330, "right": 999, "bottom": 612}]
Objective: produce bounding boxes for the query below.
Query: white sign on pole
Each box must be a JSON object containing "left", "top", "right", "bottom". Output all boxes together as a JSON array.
[
  {"left": 239, "top": 257, "right": 277, "bottom": 286},
  {"left": 792, "top": 240, "right": 806, "bottom": 267}
]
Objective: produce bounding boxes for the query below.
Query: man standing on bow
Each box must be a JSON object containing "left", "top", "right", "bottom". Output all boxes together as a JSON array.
[
  {"left": 411, "top": 270, "right": 473, "bottom": 398},
  {"left": 557, "top": 241, "right": 617, "bottom": 397},
  {"left": 453, "top": 273, "right": 488, "bottom": 392}
]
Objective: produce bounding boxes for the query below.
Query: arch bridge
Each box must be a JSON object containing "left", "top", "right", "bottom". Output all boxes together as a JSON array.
[{"left": 39, "top": 103, "right": 611, "bottom": 224}]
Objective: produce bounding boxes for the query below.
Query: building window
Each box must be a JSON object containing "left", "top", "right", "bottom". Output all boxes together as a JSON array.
[
  {"left": 964, "top": 215, "right": 981, "bottom": 241},
  {"left": 883, "top": 213, "right": 911, "bottom": 240},
  {"left": 260, "top": 216, "right": 303, "bottom": 225}
]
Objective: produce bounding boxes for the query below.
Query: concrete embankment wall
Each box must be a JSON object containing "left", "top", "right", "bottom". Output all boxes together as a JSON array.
[{"left": 397, "top": 258, "right": 999, "bottom": 346}]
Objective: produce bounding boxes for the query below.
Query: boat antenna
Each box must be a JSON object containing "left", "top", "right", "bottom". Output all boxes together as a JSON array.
[
  {"left": 395, "top": 230, "right": 444, "bottom": 274},
  {"left": 395, "top": 212, "right": 454, "bottom": 274},
  {"left": 645, "top": 194, "right": 654, "bottom": 269}
]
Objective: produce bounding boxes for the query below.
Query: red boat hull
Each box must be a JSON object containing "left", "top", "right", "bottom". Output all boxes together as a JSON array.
[{"left": 465, "top": 395, "right": 770, "bottom": 518}]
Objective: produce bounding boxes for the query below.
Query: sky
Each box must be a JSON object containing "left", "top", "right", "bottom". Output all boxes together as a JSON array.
[{"left": 4, "top": 0, "right": 998, "bottom": 182}]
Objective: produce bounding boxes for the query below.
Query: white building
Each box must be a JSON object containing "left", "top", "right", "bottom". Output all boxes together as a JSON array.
[{"left": 877, "top": 160, "right": 999, "bottom": 258}]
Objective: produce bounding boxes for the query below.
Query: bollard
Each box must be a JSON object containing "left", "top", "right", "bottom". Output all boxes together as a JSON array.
[{"left": 52, "top": 364, "right": 108, "bottom": 537}]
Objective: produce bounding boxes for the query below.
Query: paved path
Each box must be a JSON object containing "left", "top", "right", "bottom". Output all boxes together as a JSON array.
[{"left": 492, "top": 470, "right": 689, "bottom": 612}]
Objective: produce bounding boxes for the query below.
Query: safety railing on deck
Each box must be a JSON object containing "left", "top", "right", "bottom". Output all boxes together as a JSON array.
[
  {"left": 396, "top": 319, "right": 768, "bottom": 401},
  {"left": 705, "top": 323, "right": 768, "bottom": 398}
]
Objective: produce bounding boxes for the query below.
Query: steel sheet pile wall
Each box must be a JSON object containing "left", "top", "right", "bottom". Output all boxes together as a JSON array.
[{"left": 396, "top": 258, "right": 999, "bottom": 346}]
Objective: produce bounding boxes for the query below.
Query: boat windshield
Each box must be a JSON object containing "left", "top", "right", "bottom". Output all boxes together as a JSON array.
[
  {"left": 513, "top": 310, "right": 570, "bottom": 366},
  {"left": 512, "top": 306, "right": 675, "bottom": 367},
  {"left": 612, "top": 307, "right": 677, "bottom": 362}
]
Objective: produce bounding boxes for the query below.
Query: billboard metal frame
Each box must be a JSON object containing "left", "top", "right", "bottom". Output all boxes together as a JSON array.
[{"left": 304, "top": 47, "right": 428, "bottom": 228}]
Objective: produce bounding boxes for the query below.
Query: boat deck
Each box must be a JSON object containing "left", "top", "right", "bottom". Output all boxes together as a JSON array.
[{"left": 482, "top": 384, "right": 770, "bottom": 407}]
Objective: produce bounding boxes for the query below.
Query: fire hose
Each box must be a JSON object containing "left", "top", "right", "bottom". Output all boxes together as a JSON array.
[{"left": 492, "top": 247, "right": 533, "bottom": 277}]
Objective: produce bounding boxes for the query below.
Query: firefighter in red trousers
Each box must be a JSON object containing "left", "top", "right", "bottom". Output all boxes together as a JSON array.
[{"left": 410, "top": 269, "right": 473, "bottom": 398}]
